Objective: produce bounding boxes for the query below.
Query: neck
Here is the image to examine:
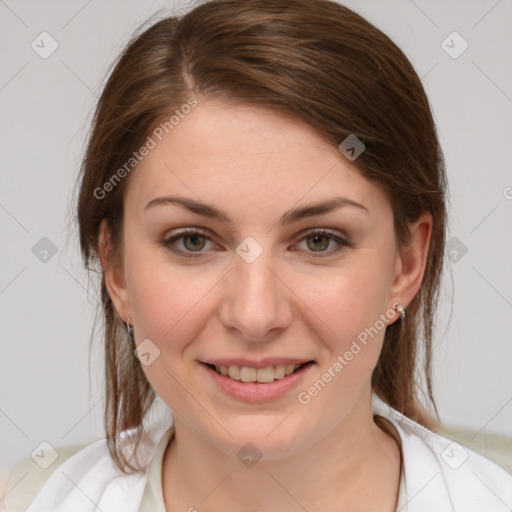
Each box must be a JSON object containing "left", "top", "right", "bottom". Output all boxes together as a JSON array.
[{"left": 161, "top": 389, "right": 401, "bottom": 511}]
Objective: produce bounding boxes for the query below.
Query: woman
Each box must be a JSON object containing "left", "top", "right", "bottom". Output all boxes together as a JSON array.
[{"left": 25, "top": 0, "right": 512, "bottom": 510}]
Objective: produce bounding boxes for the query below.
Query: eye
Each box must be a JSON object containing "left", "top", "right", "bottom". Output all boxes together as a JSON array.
[
  {"left": 293, "top": 229, "right": 351, "bottom": 258},
  {"left": 162, "top": 228, "right": 351, "bottom": 259},
  {"left": 162, "top": 228, "right": 217, "bottom": 257}
]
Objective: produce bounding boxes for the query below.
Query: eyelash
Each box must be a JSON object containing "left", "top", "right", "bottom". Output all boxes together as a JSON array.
[{"left": 161, "top": 228, "right": 352, "bottom": 259}]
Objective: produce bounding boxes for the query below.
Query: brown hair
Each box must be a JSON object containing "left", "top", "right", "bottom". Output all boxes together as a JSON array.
[{"left": 75, "top": 0, "right": 449, "bottom": 473}]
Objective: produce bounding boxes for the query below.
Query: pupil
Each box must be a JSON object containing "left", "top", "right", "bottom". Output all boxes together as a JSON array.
[
  {"left": 184, "top": 234, "right": 205, "bottom": 251},
  {"left": 308, "top": 234, "right": 328, "bottom": 251}
]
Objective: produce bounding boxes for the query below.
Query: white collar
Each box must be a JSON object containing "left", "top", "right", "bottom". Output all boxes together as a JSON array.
[{"left": 26, "top": 393, "right": 512, "bottom": 512}]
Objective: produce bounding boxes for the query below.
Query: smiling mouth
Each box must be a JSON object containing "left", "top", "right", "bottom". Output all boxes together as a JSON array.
[{"left": 203, "top": 361, "right": 313, "bottom": 383}]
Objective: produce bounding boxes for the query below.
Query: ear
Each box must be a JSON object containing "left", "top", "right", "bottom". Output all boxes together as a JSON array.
[
  {"left": 98, "top": 219, "right": 132, "bottom": 324},
  {"left": 388, "top": 211, "right": 433, "bottom": 315}
]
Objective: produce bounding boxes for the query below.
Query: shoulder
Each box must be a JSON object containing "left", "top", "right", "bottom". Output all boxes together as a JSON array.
[
  {"left": 373, "top": 394, "right": 512, "bottom": 512},
  {"left": 5, "top": 421, "right": 170, "bottom": 512}
]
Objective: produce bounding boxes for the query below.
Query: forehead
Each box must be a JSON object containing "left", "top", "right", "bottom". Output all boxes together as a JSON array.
[{"left": 125, "top": 101, "right": 390, "bottom": 221}]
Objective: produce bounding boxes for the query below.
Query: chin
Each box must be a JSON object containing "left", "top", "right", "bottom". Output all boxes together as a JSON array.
[{"left": 209, "top": 420, "right": 308, "bottom": 462}]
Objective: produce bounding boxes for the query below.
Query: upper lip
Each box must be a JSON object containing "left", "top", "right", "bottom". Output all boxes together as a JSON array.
[{"left": 201, "top": 358, "right": 314, "bottom": 369}]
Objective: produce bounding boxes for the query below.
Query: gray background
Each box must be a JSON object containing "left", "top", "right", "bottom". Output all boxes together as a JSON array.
[{"left": 1, "top": 0, "right": 511, "bottom": 479}]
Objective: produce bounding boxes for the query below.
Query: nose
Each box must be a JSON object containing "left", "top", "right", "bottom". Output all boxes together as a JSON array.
[{"left": 219, "top": 249, "right": 293, "bottom": 342}]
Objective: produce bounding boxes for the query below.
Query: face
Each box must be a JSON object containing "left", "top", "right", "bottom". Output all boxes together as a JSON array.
[{"left": 102, "top": 100, "right": 430, "bottom": 460}]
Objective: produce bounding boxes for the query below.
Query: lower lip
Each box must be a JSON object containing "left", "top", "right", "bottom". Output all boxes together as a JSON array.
[{"left": 199, "top": 362, "right": 315, "bottom": 403}]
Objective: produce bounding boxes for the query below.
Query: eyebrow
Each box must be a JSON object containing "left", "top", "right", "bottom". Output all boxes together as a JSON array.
[{"left": 144, "top": 195, "right": 369, "bottom": 225}]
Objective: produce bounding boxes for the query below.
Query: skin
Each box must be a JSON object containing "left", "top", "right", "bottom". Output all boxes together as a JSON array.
[{"left": 99, "top": 100, "right": 432, "bottom": 511}]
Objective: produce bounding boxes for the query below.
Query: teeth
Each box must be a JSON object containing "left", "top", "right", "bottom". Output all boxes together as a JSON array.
[
  {"left": 240, "top": 367, "right": 257, "bottom": 382},
  {"left": 214, "top": 363, "right": 306, "bottom": 382}
]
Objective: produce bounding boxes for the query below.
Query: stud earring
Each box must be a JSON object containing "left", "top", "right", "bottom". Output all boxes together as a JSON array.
[{"left": 394, "top": 304, "right": 406, "bottom": 320}]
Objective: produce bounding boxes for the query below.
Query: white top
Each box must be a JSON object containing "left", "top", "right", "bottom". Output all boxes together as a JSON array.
[{"left": 25, "top": 393, "right": 512, "bottom": 512}]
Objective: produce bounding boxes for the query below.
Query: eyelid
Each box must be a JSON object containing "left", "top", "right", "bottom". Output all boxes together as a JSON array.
[
  {"left": 291, "top": 228, "right": 351, "bottom": 258},
  {"left": 162, "top": 227, "right": 351, "bottom": 258},
  {"left": 162, "top": 227, "right": 217, "bottom": 249},
  {"left": 292, "top": 227, "right": 347, "bottom": 242}
]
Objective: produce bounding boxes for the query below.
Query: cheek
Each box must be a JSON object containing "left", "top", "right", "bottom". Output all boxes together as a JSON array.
[
  {"left": 126, "top": 245, "right": 225, "bottom": 364},
  {"left": 126, "top": 255, "right": 215, "bottom": 406},
  {"left": 130, "top": 266, "right": 212, "bottom": 339},
  {"left": 292, "top": 267, "right": 391, "bottom": 424},
  {"left": 295, "top": 259, "right": 391, "bottom": 365}
]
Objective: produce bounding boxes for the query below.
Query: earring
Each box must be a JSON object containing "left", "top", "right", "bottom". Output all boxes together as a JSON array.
[
  {"left": 394, "top": 304, "right": 406, "bottom": 320},
  {"left": 127, "top": 318, "right": 135, "bottom": 342}
]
